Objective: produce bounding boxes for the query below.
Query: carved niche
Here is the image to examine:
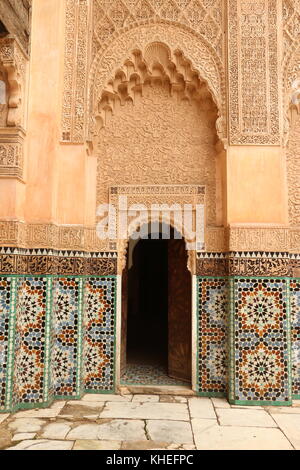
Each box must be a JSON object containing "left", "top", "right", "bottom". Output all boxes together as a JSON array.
[
  {"left": 61, "top": 0, "right": 226, "bottom": 144},
  {"left": 92, "top": 42, "right": 221, "bottom": 232},
  {"left": 0, "top": 35, "right": 27, "bottom": 178}
]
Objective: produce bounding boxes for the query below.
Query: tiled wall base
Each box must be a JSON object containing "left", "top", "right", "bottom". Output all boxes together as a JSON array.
[
  {"left": 291, "top": 278, "right": 300, "bottom": 399},
  {"left": 1, "top": 270, "right": 299, "bottom": 411},
  {"left": 229, "top": 277, "right": 292, "bottom": 406},
  {"left": 0, "top": 275, "right": 116, "bottom": 413},
  {"left": 197, "top": 277, "right": 228, "bottom": 397}
]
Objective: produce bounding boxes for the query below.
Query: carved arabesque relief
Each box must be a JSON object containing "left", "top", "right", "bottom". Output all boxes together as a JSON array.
[
  {"left": 283, "top": 0, "right": 300, "bottom": 70},
  {"left": 61, "top": 1, "right": 226, "bottom": 144},
  {"left": 0, "top": 220, "right": 226, "bottom": 253},
  {"left": 94, "top": 57, "right": 219, "bottom": 227},
  {"left": 282, "top": 1, "right": 300, "bottom": 144},
  {"left": 90, "top": 42, "right": 219, "bottom": 146},
  {"left": 92, "top": 0, "right": 224, "bottom": 61},
  {"left": 287, "top": 107, "right": 300, "bottom": 229},
  {"left": 283, "top": 44, "right": 300, "bottom": 144},
  {"left": 228, "top": 0, "right": 280, "bottom": 145}
]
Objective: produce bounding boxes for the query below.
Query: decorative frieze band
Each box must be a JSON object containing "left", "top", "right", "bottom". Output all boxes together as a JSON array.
[
  {"left": 0, "top": 249, "right": 117, "bottom": 276},
  {"left": 0, "top": 221, "right": 299, "bottom": 254},
  {"left": 196, "top": 251, "right": 299, "bottom": 277},
  {"left": 228, "top": 225, "right": 291, "bottom": 252}
]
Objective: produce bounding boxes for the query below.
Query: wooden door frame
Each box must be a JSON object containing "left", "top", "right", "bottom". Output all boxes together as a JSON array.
[{"left": 115, "top": 268, "right": 198, "bottom": 392}]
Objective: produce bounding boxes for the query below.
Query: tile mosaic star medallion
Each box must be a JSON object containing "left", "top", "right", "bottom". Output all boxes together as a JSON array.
[{"left": 231, "top": 278, "right": 291, "bottom": 403}]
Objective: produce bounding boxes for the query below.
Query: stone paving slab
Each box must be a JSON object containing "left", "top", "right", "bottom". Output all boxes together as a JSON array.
[
  {"left": 12, "top": 433, "right": 36, "bottom": 441},
  {"left": 66, "top": 424, "right": 99, "bottom": 440},
  {"left": 188, "top": 397, "right": 216, "bottom": 419},
  {"left": 98, "top": 419, "right": 146, "bottom": 441},
  {"left": 121, "top": 440, "right": 173, "bottom": 450},
  {"left": 41, "top": 423, "right": 71, "bottom": 439},
  {"left": 66, "top": 401, "right": 105, "bottom": 408},
  {"left": 82, "top": 394, "right": 132, "bottom": 403},
  {"left": 147, "top": 420, "right": 194, "bottom": 444},
  {"left": 211, "top": 398, "right": 230, "bottom": 409},
  {"left": 58, "top": 403, "right": 103, "bottom": 420},
  {"left": 15, "top": 402, "right": 65, "bottom": 419},
  {"left": 7, "top": 440, "right": 74, "bottom": 450},
  {"left": 1, "top": 395, "right": 300, "bottom": 450},
  {"left": 270, "top": 413, "right": 300, "bottom": 449},
  {"left": 132, "top": 395, "right": 160, "bottom": 403},
  {"left": 8, "top": 418, "right": 46, "bottom": 433},
  {"left": 267, "top": 406, "right": 300, "bottom": 414},
  {"left": 191, "top": 419, "right": 293, "bottom": 450},
  {"left": 73, "top": 440, "right": 121, "bottom": 450},
  {"left": 159, "top": 395, "right": 187, "bottom": 403},
  {"left": 101, "top": 402, "right": 190, "bottom": 421},
  {"left": 216, "top": 409, "right": 276, "bottom": 428},
  {"left": 0, "top": 415, "right": 10, "bottom": 424}
]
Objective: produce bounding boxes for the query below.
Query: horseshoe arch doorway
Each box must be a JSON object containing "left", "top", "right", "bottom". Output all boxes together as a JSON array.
[{"left": 120, "top": 223, "right": 192, "bottom": 388}]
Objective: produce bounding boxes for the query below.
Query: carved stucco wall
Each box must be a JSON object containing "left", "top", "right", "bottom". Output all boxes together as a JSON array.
[
  {"left": 283, "top": 0, "right": 300, "bottom": 252},
  {"left": 227, "top": 0, "right": 281, "bottom": 145},
  {"left": 0, "top": 0, "right": 299, "bottom": 254},
  {"left": 61, "top": 0, "right": 226, "bottom": 144},
  {"left": 96, "top": 80, "right": 218, "bottom": 227},
  {"left": 287, "top": 110, "right": 300, "bottom": 228}
]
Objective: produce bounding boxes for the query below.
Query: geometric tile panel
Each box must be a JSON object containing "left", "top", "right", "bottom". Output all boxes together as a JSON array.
[
  {"left": 229, "top": 278, "right": 291, "bottom": 404},
  {"left": 51, "top": 277, "right": 83, "bottom": 397},
  {"left": 13, "top": 277, "right": 50, "bottom": 406},
  {"left": 197, "top": 277, "right": 228, "bottom": 396},
  {"left": 0, "top": 277, "right": 13, "bottom": 410},
  {"left": 290, "top": 279, "right": 300, "bottom": 397},
  {"left": 83, "top": 277, "right": 116, "bottom": 392}
]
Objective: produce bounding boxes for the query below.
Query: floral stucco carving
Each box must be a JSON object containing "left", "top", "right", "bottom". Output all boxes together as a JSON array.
[
  {"left": 61, "top": 0, "right": 226, "bottom": 144},
  {"left": 228, "top": 0, "right": 280, "bottom": 145}
]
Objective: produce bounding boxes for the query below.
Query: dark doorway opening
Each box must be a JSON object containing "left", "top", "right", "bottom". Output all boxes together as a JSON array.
[
  {"left": 121, "top": 225, "right": 192, "bottom": 386},
  {"left": 127, "top": 237, "right": 168, "bottom": 368}
]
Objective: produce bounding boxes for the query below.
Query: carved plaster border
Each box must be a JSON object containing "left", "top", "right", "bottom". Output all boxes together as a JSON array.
[{"left": 227, "top": 0, "right": 281, "bottom": 145}]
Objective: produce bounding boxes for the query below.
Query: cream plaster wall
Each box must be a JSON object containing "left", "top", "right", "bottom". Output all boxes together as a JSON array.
[
  {"left": 226, "top": 146, "right": 288, "bottom": 225},
  {"left": 22, "top": 0, "right": 88, "bottom": 226}
]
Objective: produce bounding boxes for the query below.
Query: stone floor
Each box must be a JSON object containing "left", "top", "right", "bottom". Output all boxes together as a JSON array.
[
  {"left": 121, "top": 363, "right": 189, "bottom": 386},
  {"left": 1, "top": 395, "right": 300, "bottom": 450}
]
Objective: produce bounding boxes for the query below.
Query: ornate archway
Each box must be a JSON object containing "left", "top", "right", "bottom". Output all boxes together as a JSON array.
[
  {"left": 116, "top": 219, "right": 195, "bottom": 390},
  {"left": 88, "top": 23, "right": 226, "bottom": 147}
]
